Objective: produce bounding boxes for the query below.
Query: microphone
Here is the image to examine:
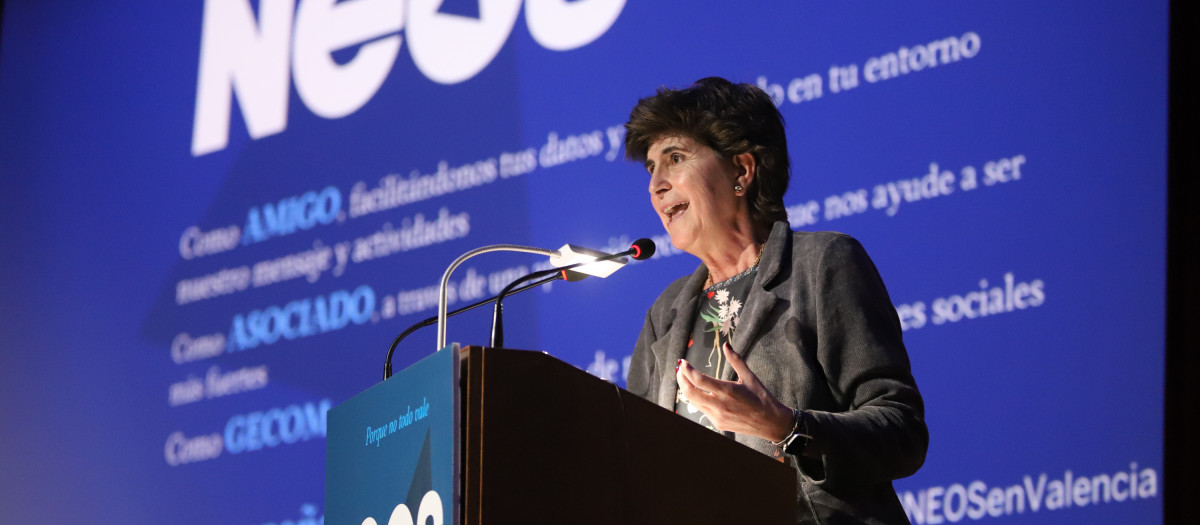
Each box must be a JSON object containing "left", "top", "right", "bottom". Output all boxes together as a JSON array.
[
  {"left": 490, "top": 238, "right": 656, "bottom": 348},
  {"left": 384, "top": 269, "right": 588, "bottom": 380},
  {"left": 628, "top": 237, "right": 656, "bottom": 261}
]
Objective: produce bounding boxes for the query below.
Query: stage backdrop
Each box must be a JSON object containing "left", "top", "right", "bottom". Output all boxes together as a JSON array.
[{"left": 0, "top": 1, "right": 1166, "bottom": 523}]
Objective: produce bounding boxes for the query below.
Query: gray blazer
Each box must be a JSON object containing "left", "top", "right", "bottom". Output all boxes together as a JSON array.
[{"left": 627, "top": 222, "right": 927, "bottom": 524}]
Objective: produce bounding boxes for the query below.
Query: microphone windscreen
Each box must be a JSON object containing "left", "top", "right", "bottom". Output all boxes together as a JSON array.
[{"left": 630, "top": 238, "right": 656, "bottom": 260}]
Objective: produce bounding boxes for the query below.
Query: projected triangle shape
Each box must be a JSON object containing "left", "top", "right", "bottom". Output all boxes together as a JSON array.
[{"left": 404, "top": 428, "right": 435, "bottom": 512}]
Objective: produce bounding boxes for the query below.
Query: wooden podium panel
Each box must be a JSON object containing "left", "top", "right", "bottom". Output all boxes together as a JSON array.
[{"left": 460, "top": 347, "right": 796, "bottom": 525}]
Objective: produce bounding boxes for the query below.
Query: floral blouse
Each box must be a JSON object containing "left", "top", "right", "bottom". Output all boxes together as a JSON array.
[{"left": 674, "top": 264, "right": 758, "bottom": 431}]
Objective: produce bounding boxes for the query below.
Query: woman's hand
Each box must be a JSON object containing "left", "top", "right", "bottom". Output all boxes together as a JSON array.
[{"left": 676, "top": 343, "right": 794, "bottom": 442}]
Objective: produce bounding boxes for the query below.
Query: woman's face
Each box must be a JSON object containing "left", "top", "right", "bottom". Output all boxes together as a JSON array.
[{"left": 645, "top": 135, "right": 743, "bottom": 255}]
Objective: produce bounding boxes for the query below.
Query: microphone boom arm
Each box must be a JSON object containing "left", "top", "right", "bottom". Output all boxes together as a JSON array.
[
  {"left": 437, "top": 244, "right": 558, "bottom": 350},
  {"left": 385, "top": 272, "right": 563, "bottom": 380},
  {"left": 489, "top": 238, "right": 655, "bottom": 348}
]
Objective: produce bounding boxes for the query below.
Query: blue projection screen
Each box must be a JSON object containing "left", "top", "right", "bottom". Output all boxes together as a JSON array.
[{"left": 0, "top": 1, "right": 1166, "bottom": 523}]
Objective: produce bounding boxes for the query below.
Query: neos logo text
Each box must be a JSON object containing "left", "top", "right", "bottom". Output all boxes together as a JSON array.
[
  {"left": 192, "top": 0, "right": 626, "bottom": 156},
  {"left": 363, "top": 491, "right": 443, "bottom": 525}
]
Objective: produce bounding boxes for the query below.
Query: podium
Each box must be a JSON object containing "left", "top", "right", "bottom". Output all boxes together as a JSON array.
[{"left": 327, "top": 347, "right": 797, "bottom": 525}]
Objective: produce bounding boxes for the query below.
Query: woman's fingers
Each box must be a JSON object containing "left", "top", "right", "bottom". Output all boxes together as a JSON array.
[
  {"left": 677, "top": 352, "right": 790, "bottom": 440},
  {"left": 723, "top": 344, "right": 777, "bottom": 401},
  {"left": 676, "top": 362, "right": 715, "bottom": 411},
  {"left": 721, "top": 343, "right": 760, "bottom": 387},
  {"left": 676, "top": 360, "right": 700, "bottom": 398},
  {"left": 677, "top": 359, "right": 747, "bottom": 430},
  {"left": 678, "top": 359, "right": 729, "bottom": 396}
]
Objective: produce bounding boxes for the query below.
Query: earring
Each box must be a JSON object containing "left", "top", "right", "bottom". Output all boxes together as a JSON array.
[{"left": 734, "top": 184, "right": 744, "bottom": 193}]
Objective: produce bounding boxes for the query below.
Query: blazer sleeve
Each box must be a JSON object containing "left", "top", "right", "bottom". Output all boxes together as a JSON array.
[{"left": 800, "top": 234, "right": 928, "bottom": 487}]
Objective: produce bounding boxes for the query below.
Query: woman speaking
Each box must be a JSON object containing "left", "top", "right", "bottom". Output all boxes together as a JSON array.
[{"left": 624, "top": 77, "right": 927, "bottom": 524}]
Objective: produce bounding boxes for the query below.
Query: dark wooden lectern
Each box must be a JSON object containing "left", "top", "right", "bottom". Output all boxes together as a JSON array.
[{"left": 460, "top": 347, "right": 797, "bottom": 524}]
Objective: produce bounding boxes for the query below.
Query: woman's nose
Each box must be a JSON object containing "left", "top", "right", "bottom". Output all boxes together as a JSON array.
[{"left": 649, "top": 172, "right": 670, "bottom": 196}]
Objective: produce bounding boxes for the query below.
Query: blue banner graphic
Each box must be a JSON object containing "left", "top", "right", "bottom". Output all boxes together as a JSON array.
[{"left": 327, "top": 346, "right": 456, "bottom": 525}]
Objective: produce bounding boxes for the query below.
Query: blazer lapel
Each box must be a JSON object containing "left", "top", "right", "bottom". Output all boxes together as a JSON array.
[
  {"left": 649, "top": 266, "right": 707, "bottom": 409},
  {"left": 722, "top": 223, "right": 790, "bottom": 381}
]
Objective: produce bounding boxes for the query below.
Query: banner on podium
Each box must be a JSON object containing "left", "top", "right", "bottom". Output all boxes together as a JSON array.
[{"left": 326, "top": 346, "right": 459, "bottom": 525}]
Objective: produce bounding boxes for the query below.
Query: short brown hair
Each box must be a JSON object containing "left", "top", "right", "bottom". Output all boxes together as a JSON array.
[{"left": 625, "top": 77, "right": 790, "bottom": 231}]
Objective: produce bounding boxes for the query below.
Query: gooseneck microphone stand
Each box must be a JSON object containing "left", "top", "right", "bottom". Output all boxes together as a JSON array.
[{"left": 384, "top": 271, "right": 582, "bottom": 380}]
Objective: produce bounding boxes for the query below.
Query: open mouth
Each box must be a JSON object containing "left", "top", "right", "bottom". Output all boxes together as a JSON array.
[{"left": 663, "top": 202, "right": 689, "bottom": 225}]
